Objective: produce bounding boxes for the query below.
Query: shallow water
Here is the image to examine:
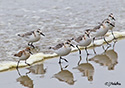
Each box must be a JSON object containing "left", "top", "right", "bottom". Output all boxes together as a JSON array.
[
  {"left": 0, "top": 39, "right": 125, "bottom": 88},
  {"left": 0, "top": 0, "right": 125, "bottom": 61}
]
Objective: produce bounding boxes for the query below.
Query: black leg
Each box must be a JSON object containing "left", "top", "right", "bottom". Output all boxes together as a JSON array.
[
  {"left": 76, "top": 45, "right": 81, "bottom": 55},
  {"left": 59, "top": 56, "right": 68, "bottom": 64},
  {"left": 59, "top": 63, "right": 63, "bottom": 70},
  {"left": 85, "top": 47, "right": 89, "bottom": 56},
  {"left": 92, "top": 37, "right": 96, "bottom": 54},
  {"left": 93, "top": 37, "right": 95, "bottom": 47},
  {"left": 59, "top": 57, "right": 61, "bottom": 64},
  {"left": 104, "top": 37, "right": 111, "bottom": 46},
  {"left": 28, "top": 42, "right": 35, "bottom": 48},
  {"left": 16, "top": 60, "right": 20, "bottom": 69},
  {"left": 31, "top": 42, "right": 35, "bottom": 48},
  {"left": 25, "top": 60, "right": 30, "bottom": 66},
  {"left": 111, "top": 30, "right": 117, "bottom": 40}
]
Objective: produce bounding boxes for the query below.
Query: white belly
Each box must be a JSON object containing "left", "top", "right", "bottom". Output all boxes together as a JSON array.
[
  {"left": 95, "top": 29, "right": 108, "bottom": 37},
  {"left": 26, "top": 35, "right": 41, "bottom": 43},
  {"left": 78, "top": 39, "right": 92, "bottom": 47},
  {"left": 19, "top": 54, "right": 30, "bottom": 60},
  {"left": 55, "top": 47, "right": 71, "bottom": 56}
]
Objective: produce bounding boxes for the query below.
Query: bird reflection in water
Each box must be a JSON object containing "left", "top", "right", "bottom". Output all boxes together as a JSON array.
[
  {"left": 53, "top": 64, "right": 75, "bottom": 85},
  {"left": 89, "top": 41, "right": 118, "bottom": 70},
  {"left": 27, "top": 63, "right": 47, "bottom": 77},
  {"left": 16, "top": 69, "right": 33, "bottom": 88},
  {"left": 73, "top": 56, "right": 94, "bottom": 82}
]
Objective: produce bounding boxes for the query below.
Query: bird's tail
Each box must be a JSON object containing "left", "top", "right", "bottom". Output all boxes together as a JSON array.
[
  {"left": 17, "top": 34, "right": 21, "bottom": 36},
  {"left": 14, "top": 54, "right": 18, "bottom": 56},
  {"left": 48, "top": 47, "right": 52, "bottom": 49},
  {"left": 17, "top": 34, "right": 24, "bottom": 37}
]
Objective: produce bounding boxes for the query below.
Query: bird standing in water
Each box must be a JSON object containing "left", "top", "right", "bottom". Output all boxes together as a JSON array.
[
  {"left": 18, "top": 29, "right": 45, "bottom": 48},
  {"left": 49, "top": 40, "right": 74, "bottom": 64},
  {"left": 14, "top": 47, "right": 32, "bottom": 69}
]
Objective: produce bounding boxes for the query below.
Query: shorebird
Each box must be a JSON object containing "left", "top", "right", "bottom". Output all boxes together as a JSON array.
[
  {"left": 14, "top": 47, "right": 32, "bottom": 69},
  {"left": 72, "top": 30, "right": 92, "bottom": 56},
  {"left": 18, "top": 29, "right": 45, "bottom": 48},
  {"left": 87, "top": 19, "right": 115, "bottom": 46},
  {"left": 49, "top": 40, "right": 74, "bottom": 64},
  {"left": 99, "top": 13, "right": 116, "bottom": 39},
  {"left": 107, "top": 13, "right": 116, "bottom": 39}
]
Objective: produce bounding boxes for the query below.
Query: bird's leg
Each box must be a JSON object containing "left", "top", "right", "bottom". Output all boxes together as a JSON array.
[
  {"left": 93, "top": 37, "right": 95, "bottom": 47},
  {"left": 85, "top": 47, "right": 89, "bottom": 56},
  {"left": 111, "top": 30, "right": 117, "bottom": 41},
  {"left": 76, "top": 45, "right": 81, "bottom": 55},
  {"left": 25, "top": 60, "right": 30, "bottom": 66},
  {"left": 59, "top": 62, "right": 63, "bottom": 70},
  {"left": 59, "top": 57, "right": 61, "bottom": 64},
  {"left": 92, "top": 37, "right": 97, "bottom": 54},
  {"left": 30, "top": 42, "right": 35, "bottom": 48},
  {"left": 104, "top": 37, "right": 111, "bottom": 46},
  {"left": 28, "top": 42, "right": 35, "bottom": 48},
  {"left": 16, "top": 60, "right": 20, "bottom": 70},
  {"left": 59, "top": 56, "right": 68, "bottom": 64}
]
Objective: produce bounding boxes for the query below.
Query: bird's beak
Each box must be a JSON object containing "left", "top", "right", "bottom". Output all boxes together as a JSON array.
[
  {"left": 110, "top": 23, "right": 115, "bottom": 27},
  {"left": 29, "top": 51, "right": 33, "bottom": 55},
  {"left": 70, "top": 44, "right": 75, "bottom": 48},
  {"left": 112, "top": 17, "right": 115, "bottom": 21},
  {"left": 40, "top": 32, "right": 45, "bottom": 36}
]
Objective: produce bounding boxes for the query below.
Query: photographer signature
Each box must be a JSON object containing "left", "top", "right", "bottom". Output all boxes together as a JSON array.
[{"left": 105, "top": 82, "right": 121, "bottom": 87}]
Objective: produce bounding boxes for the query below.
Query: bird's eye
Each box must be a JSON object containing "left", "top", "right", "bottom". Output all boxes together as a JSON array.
[
  {"left": 37, "top": 30, "right": 39, "bottom": 33},
  {"left": 106, "top": 21, "right": 110, "bottom": 23},
  {"left": 67, "top": 39, "right": 71, "bottom": 42},
  {"left": 65, "top": 42, "right": 69, "bottom": 44},
  {"left": 109, "top": 15, "right": 111, "bottom": 17}
]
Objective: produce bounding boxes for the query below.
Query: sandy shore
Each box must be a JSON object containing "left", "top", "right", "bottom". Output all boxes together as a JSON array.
[{"left": 0, "top": 38, "right": 125, "bottom": 88}]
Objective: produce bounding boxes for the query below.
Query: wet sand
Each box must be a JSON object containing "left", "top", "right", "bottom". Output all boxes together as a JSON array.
[{"left": 0, "top": 39, "right": 125, "bottom": 88}]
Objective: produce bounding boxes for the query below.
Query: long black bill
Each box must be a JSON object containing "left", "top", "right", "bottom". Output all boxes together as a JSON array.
[
  {"left": 70, "top": 44, "right": 75, "bottom": 48},
  {"left": 110, "top": 23, "right": 115, "bottom": 27},
  {"left": 40, "top": 32, "right": 45, "bottom": 36},
  {"left": 29, "top": 51, "right": 33, "bottom": 55},
  {"left": 112, "top": 17, "right": 115, "bottom": 21}
]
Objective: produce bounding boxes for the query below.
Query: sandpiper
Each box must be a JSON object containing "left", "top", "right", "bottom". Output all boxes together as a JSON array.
[
  {"left": 72, "top": 30, "right": 92, "bottom": 56},
  {"left": 14, "top": 47, "right": 32, "bottom": 69},
  {"left": 49, "top": 40, "right": 74, "bottom": 64},
  {"left": 99, "top": 13, "right": 116, "bottom": 39},
  {"left": 18, "top": 29, "right": 45, "bottom": 48},
  {"left": 107, "top": 13, "right": 116, "bottom": 39},
  {"left": 87, "top": 19, "right": 115, "bottom": 46}
]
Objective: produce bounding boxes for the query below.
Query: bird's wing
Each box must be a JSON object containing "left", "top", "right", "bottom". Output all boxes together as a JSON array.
[
  {"left": 14, "top": 51, "right": 23, "bottom": 57},
  {"left": 19, "top": 31, "right": 34, "bottom": 38},
  {"left": 75, "top": 36, "right": 83, "bottom": 43},
  {"left": 52, "top": 43, "right": 64, "bottom": 50}
]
